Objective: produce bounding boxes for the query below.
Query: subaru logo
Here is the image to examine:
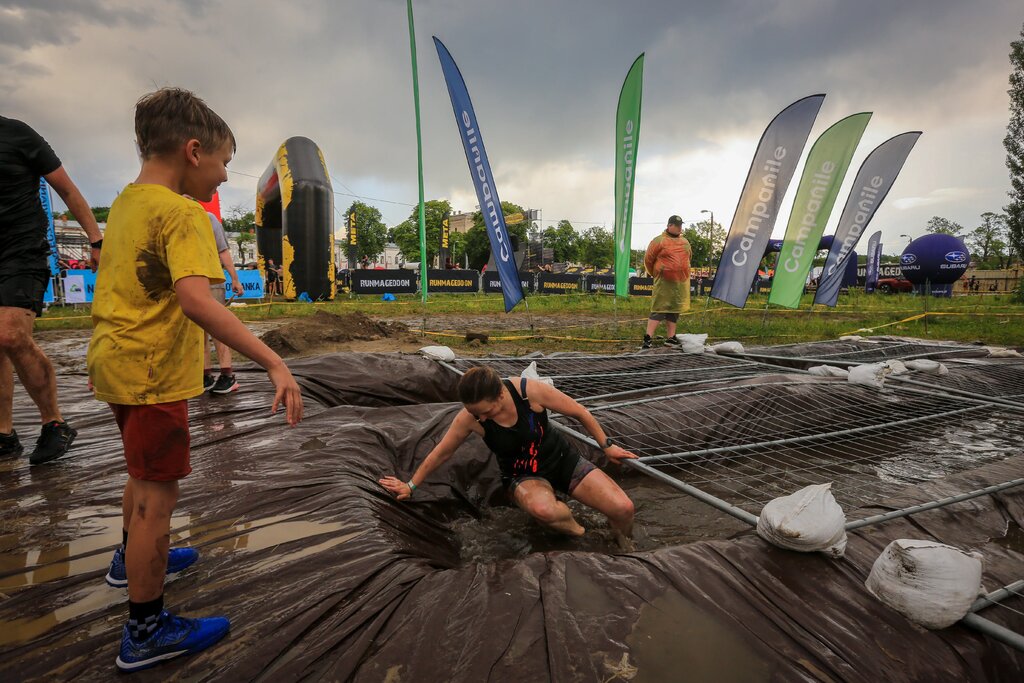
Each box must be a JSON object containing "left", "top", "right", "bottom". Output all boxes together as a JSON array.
[
  {"left": 944, "top": 251, "right": 967, "bottom": 264},
  {"left": 901, "top": 253, "right": 917, "bottom": 265}
]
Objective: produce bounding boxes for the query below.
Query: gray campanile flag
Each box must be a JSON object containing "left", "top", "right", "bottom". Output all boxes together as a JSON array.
[{"left": 711, "top": 95, "right": 825, "bottom": 308}]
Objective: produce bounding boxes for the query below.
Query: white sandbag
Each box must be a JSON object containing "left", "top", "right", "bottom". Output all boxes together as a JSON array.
[
  {"left": 883, "top": 360, "right": 909, "bottom": 375},
  {"left": 839, "top": 335, "right": 865, "bottom": 341},
  {"left": 521, "top": 360, "right": 554, "bottom": 387},
  {"left": 865, "top": 539, "right": 984, "bottom": 629},
  {"left": 807, "top": 365, "right": 850, "bottom": 378},
  {"left": 756, "top": 483, "right": 847, "bottom": 558},
  {"left": 675, "top": 333, "right": 708, "bottom": 354},
  {"left": 710, "top": 341, "right": 745, "bottom": 355},
  {"left": 905, "top": 359, "right": 949, "bottom": 376},
  {"left": 847, "top": 362, "right": 888, "bottom": 389},
  {"left": 986, "top": 346, "right": 1023, "bottom": 358},
  {"left": 418, "top": 345, "right": 456, "bottom": 362}
]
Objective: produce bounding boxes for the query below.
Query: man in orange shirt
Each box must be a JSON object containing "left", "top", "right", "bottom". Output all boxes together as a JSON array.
[{"left": 641, "top": 215, "right": 692, "bottom": 349}]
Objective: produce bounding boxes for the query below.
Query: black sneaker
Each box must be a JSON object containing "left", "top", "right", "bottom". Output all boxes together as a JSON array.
[
  {"left": 210, "top": 374, "right": 239, "bottom": 395},
  {"left": 640, "top": 336, "right": 653, "bottom": 350},
  {"left": 203, "top": 373, "right": 216, "bottom": 392},
  {"left": 0, "top": 430, "right": 23, "bottom": 458},
  {"left": 664, "top": 336, "right": 681, "bottom": 347},
  {"left": 29, "top": 420, "right": 77, "bottom": 465}
]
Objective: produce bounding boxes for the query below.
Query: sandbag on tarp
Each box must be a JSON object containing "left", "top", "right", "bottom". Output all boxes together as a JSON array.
[
  {"left": 808, "top": 365, "right": 850, "bottom": 378},
  {"left": 905, "top": 359, "right": 950, "bottom": 375},
  {"left": 865, "top": 539, "right": 984, "bottom": 629},
  {"left": 756, "top": 484, "right": 848, "bottom": 557}
]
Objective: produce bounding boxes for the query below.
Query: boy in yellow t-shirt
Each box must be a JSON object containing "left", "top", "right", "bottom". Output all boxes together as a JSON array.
[{"left": 87, "top": 87, "right": 303, "bottom": 673}]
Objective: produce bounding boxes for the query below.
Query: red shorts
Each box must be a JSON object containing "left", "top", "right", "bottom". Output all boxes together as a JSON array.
[{"left": 110, "top": 401, "right": 191, "bottom": 481}]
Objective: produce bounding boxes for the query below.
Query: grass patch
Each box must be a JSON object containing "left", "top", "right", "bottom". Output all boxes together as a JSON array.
[{"left": 36, "top": 291, "right": 1024, "bottom": 349}]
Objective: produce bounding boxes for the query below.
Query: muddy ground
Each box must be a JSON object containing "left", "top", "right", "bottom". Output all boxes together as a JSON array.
[{"left": 30, "top": 313, "right": 745, "bottom": 559}]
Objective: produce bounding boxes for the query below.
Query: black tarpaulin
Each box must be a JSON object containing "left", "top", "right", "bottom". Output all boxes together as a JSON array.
[{"left": 1, "top": 352, "right": 1022, "bottom": 681}]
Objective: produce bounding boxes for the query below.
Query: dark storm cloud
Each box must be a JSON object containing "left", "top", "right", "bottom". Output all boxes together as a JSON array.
[{"left": 1, "top": 0, "right": 1020, "bottom": 235}]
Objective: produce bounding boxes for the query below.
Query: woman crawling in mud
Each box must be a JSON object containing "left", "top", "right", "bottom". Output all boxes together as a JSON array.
[{"left": 380, "top": 366, "right": 637, "bottom": 542}]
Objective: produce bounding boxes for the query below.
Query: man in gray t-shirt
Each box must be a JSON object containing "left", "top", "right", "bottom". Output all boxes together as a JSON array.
[{"left": 203, "top": 212, "right": 244, "bottom": 394}]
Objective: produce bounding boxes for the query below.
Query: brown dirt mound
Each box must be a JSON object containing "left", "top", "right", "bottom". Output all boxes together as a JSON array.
[{"left": 261, "top": 311, "right": 418, "bottom": 356}]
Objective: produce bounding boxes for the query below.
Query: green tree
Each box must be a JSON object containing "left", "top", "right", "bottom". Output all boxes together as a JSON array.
[
  {"left": 1006, "top": 23, "right": 1024, "bottom": 261},
  {"left": 53, "top": 206, "right": 110, "bottom": 223},
  {"left": 925, "top": 216, "right": 964, "bottom": 235},
  {"left": 447, "top": 230, "right": 468, "bottom": 267},
  {"left": 391, "top": 199, "right": 453, "bottom": 263},
  {"left": 967, "top": 212, "right": 1007, "bottom": 264},
  {"left": 578, "top": 226, "right": 614, "bottom": 268},
  {"left": 683, "top": 218, "right": 726, "bottom": 268},
  {"left": 222, "top": 205, "right": 256, "bottom": 263},
  {"left": 463, "top": 201, "right": 530, "bottom": 269},
  {"left": 630, "top": 248, "right": 646, "bottom": 273},
  {"left": 541, "top": 219, "right": 579, "bottom": 263},
  {"left": 343, "top": 200, "right": 388, "bottom": 262}
]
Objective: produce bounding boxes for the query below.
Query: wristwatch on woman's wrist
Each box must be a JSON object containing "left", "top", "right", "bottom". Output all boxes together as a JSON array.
[
  {"left": 90, "top": 239, "right": 103, "bottom": 249},
  {"left": 601, "top": 437, "right": 614, "bottom": 450}
]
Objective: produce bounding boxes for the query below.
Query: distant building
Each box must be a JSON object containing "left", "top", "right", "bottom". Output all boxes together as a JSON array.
[
  {"left": 449, "top": 212, "right": 473, "bottom": 234},
  {"left": 54, "top": 219, "right": 102, "bottom": 261}
]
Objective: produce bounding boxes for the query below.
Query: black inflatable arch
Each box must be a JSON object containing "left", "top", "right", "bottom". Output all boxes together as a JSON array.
[{"left": 256, "top": 136, "right": 335, "bottom": 300}]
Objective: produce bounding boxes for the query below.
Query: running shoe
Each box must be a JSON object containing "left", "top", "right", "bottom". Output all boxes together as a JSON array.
[
  {"left": 202, "top": 373, "right": 216, "bottom": 392},
  {"left": 115, "top": 610, "right": 230, "bottom": 673},
  {"left": 29, "top": 420, "right": 77, "bottom": 465},
  {"left": 664, "top": 336, "right": 682, "bottom": 347},
  {"left": 105, "top": 546, "right": 199, "bottom": 588},
  {"left": 640, "top": 337, "right": 653, "bottom": 350},
  {"left": 210, "top": 374, "right": 239, "bottom": 394},
  {"left": 0, "top": 430, "right": 23, "bottom": 458}
]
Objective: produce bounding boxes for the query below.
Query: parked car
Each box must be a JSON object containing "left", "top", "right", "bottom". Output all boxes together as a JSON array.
[{"left": 876, "top": 277, "right": 914, "bottom": 293}]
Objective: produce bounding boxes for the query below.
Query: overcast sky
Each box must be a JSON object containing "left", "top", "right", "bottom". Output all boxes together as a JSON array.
[{"left": 2, "top": 0, "right": 1021, "bottom": 255}]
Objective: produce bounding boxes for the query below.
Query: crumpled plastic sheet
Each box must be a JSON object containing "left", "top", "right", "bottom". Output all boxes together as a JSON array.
[{"left": 1, "top": 352, "right": 1022, "bottom": 681}]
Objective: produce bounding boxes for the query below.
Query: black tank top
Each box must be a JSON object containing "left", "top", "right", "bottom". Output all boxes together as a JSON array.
[{"left": 481, "top": 378, "right": 570, "bottom": 482}]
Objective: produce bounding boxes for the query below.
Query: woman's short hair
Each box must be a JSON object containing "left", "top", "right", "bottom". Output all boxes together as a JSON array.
[{"left": 458, "top": 366, "right": 503, "bottom": 404}]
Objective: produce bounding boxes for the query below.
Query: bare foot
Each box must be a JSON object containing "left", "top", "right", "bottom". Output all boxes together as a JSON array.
[{"left": 614, "top": 531, "right": 635, "bottom": 552}]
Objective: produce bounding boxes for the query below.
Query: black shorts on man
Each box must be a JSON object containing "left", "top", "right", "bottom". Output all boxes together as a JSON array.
[{"left": 0, "top": 116, "right": 62, "bottom": 315}]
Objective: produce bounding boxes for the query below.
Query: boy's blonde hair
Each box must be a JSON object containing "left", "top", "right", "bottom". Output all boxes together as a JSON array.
[{"left": 134, "top": 87, "right": 236, "bottom": 160}]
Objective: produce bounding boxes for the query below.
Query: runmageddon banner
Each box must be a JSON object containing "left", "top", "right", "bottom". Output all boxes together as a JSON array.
[
  {"left": 814, "top": 131, "right": 920, "bottom": 306},
  {"left": 614, "top": 54, "right": 644, "bottom": 297},
  {"left": 711, "top": 95, "right": 825, "bottom": 308},
  {"left": 434, "top": 37, "right": 524, "bottom": 312}
]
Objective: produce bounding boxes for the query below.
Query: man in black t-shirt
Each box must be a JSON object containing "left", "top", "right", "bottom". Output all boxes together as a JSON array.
[{"left": 0, "top": 115, "right": 102, "bottom": 465}]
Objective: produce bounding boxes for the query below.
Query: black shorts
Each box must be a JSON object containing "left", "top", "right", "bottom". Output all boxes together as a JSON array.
[
  {"left": 649, "top": 312, "right": 679, "bottom": 323},
  {"left": 0, "top": 235, "right": 50, "bottom": 316},
  {"left": 505, "top": 453, "right": 597, "bottom": 496}
]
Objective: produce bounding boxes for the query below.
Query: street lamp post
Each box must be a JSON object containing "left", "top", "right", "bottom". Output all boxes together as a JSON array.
[
  {"left": 899, "top": 233, "right": 912, "bottom": 246},
  {"left": 700, "top": 209, "right": 714, "bottom": 271}
]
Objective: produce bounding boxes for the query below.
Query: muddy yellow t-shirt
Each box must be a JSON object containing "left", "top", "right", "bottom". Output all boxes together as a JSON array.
[{"left": 87, "top": 184, "right": 223, "bottom": 405}]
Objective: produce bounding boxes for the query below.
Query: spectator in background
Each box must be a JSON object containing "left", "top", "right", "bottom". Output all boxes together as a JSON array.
[
  {"left": 641, "top": 215, "right": 692, "bottom": 349},
  {"left": 200, "top": 210, "right": 243, "bottom": 394},
  {"left": 265, "top": 258, "right": 280, "bottom": 295},
  {"left": 1, "top": 115, "right": 102, "bottom": 464}
]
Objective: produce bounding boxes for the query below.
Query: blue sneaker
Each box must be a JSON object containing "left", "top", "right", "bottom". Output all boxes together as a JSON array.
[
  {"left": 105, "top": 546, "right": 199, "bottom": 588},
  {"left": 115, "top": 610, "right": 230, "bottom": 672}
]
